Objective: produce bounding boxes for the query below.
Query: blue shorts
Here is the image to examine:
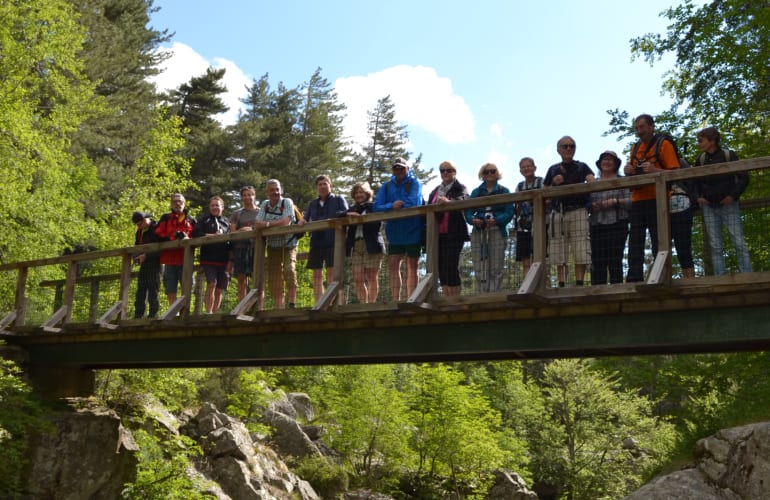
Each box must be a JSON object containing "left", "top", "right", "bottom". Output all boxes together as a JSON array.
[{"left": 307, "top": 246, "right": 334, "bottom": 269}]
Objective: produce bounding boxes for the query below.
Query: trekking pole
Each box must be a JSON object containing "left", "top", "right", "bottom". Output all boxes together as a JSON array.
[{"left": 479, "top": 221, "right": 490, "bottom": 292}]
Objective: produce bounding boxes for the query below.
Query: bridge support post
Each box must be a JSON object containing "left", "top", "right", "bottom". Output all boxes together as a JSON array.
[{"left": 26, "top": 364, "right": 95, "bottom": 399}]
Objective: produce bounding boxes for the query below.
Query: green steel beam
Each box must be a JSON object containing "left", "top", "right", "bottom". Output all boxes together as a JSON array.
[{"left": 11, "top": 304, "right": 770, "bottom": 368}]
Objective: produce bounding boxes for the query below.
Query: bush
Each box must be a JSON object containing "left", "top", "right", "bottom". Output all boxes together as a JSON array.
[{"left": 293, "top": 455, "right": 349, "bottom": 499}]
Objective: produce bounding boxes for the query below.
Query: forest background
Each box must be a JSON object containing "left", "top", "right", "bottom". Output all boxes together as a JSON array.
[{"left": 0, "top": 0, "right": 768, "bottom": 498}]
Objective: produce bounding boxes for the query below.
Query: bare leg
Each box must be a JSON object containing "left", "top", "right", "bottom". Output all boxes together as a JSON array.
[
  {"left": 406, "top": 257, "right": 419, "bottom": 297},
  {"left": 575, "top": 264, "right": 586, "bottom": 283},
  {"left": 204, "top": 283, "right": 215, "bottom": 313},
  {"left": 213, "top": 288, "right": 224, "bottom": 312},
  {"left": 443, "top": 285, "right": 460, "bottom": 296},
  {"left": 237, "top": 275, "right": 248, "bottom": 302},
  {"left": 557, "top": 264, "right": 568, "bottom": 284},
  {"left": 167, "top": 293, "right": 176, "bottom": 306},
  {"left": 312, "top": 268, "right": 325, "bottom": 302},
  {"left": 366, "top": 267, "right": 380, "bottom": 303},
  {"left": 352, "top": 265, "right": 367, "bottom": 303},
  {"left": 388, "top": 255, "right": 403, "bottom": 301}
]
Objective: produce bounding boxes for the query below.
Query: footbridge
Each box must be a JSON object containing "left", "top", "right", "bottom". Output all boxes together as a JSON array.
[{"left": 2, "top": 157, "right": 769, "bottom": 396}]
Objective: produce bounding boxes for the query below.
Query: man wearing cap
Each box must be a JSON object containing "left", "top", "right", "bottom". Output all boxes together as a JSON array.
[
  {"left": 131, "top": 211, "right": 161, "bottom": 318},
  {"left": 373, "top": 157, "right": 424, "bottom": 301},
  {"left": 544, "top": 136, "right": 595, "bottom": 287}
]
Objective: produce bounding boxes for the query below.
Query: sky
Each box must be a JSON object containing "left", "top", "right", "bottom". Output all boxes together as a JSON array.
[{"left": 148, "top": 0, "right": 679, "bottom": 192}]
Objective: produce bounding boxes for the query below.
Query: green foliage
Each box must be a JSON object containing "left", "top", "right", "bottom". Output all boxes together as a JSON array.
[
  {"left": 608, "top": 0, "right": 769, "bottom": 159},
  {"left": 96, "top": 369, "right": 204, "bottom": 414},
  {"left": 407, "top": 363, "right": 510, "bottom": 498},
  {"left": 0, "top": 357, "right": 49, "bottom": 497},
  {"left": 121, "top": 428, "right": 209, "bottom": 499},
  {"left": 629, "top": 0, "right": 769, "bottom": 155},
  {"left": 0, "top": 0, "right": 103, "bottom": 262},
  {"left": 356, "top": 95, "right": 410, "bottom": 190},
  {"left": 313, "top": 365, "right": 412, "bottom": 484},
  {"left": 224, "top": 368, "right": 279, "bottom": 434},
  {"left": 532, "top": 359, "right": 677, "bottom": 500},
  {"left": 292, "top": 455, "right": 350, "bottom": 499},
  {"left": 233, "top": 69, "right": 351, "bottom": 209}
]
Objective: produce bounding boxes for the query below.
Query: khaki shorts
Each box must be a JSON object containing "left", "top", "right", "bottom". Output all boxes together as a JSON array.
[
  {"left": 266, "top": 246, "right": 298, "bottom": 291},
  {"left": 548, "top": 208, "right": 591, "bottom": 265},
  {"left": 350, "top": 239, "right": 384, "bottom": 269}
]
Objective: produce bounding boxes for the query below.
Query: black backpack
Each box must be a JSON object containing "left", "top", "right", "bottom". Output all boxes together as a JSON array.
[{"left": 631, "top": 133, "right": 694, "bottom": 204}]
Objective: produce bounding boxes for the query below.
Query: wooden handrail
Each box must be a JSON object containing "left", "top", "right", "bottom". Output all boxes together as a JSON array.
[{"left": 0, "top": 156, "right": 768, "bottom": 329}]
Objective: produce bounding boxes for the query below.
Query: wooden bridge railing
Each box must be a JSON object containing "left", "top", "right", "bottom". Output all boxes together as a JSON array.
[{"left": 0, "top": 156, "right": 768, "bottom": 333}]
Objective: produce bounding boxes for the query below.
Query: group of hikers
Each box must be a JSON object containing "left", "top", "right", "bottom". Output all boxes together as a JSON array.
[{"left": 131, "top": 115, "right": 752, "bottom": 318}]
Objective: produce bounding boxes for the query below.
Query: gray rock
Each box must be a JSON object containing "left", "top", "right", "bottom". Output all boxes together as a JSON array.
[
  {"left": 627, "top": 422, "right": 770, "bottom": 499},
  {"left": 23, "top": 407, "right": 139, "bottom": 500},
  {"left": 264, "top": 408, "right": 322, "bottom": 459},
  {"left": 287, "top": 392, "right": 315, "bottom": 422},
  {"left": 485, "top": 469, "right": 538, "bottom": 500},
  {"left": 23, "top": 401, "right": 319, "bottom": 500}
]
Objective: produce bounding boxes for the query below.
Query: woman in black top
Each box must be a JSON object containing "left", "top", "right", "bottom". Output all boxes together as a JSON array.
[
  {"left": 345, "top": 181, "right": 386, "bottom": 303},
  {"left": 428, "top": 161, "right": 469, "bottom": 296}
]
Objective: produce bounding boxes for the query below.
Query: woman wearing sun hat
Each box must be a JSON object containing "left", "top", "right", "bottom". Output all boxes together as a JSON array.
[{"left": 589, "top": 151, "right": 631, "bottom": 285}]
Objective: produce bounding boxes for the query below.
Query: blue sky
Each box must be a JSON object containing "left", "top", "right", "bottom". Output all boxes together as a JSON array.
[{"left": 149, "top": 0, "right": 679, "bottom": 191}]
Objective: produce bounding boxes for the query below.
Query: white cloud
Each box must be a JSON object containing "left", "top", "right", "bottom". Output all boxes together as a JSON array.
[
  {"left": 150, "top": 50, "right": 474, "bottom": 146},
  {"left": 149, "top": 42, "right": 251, "bottom": 125},
  {"left": 489, "top": 123, "right": 503, "bottom": 139},
  {"left": 334, "top": 65, "right": 476, "bottom": 149}
]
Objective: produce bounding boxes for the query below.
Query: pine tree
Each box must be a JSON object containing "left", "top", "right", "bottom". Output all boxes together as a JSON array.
[
  {"left": 293, "top": 68, "right": 353, "bottom": 206},
  {"left": 165, "top": 67, "right": 231, "bottom": 209},
  {"left": 359, "top": 95, "right": 409, "bottom": 189},
  {"left": 70, "top": 0, "right": 171, "bottom": 213}
]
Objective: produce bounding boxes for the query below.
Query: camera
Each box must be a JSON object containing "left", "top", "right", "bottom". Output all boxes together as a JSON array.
[
  {"left": 635, "top": 164, "right": 644, "bottom": 175},
  {"left": 174, "top": 230, "right": 186, "bottom": 240}
]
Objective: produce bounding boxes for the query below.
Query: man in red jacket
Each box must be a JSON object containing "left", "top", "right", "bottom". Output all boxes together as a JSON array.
[{"left": 155, "top": 193, "right": 196, "bottom": 306}]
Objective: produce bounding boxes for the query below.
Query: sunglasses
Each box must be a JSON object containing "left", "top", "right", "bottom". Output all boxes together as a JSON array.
[
  {"left": 439, "top": 169, "right": 455, "bottom": 173},
  {"left": 483, "top": 169, "right": 497, "bottom": 175},
  {"left": 561, "top": 144, "right": 576, "bottom": 149}
]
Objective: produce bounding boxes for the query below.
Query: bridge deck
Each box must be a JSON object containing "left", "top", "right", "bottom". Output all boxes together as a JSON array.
[{"left": 4, "top": 272, "right": 770, "bottom": 368}]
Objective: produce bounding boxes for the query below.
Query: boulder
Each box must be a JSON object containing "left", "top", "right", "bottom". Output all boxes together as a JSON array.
[
  {"left": 263, "top": 408, "right": 322, "bottom": 459},
  {"left": 626, "top": 422, "right": 770, "bottom": 499},
  {"left": 485, "top": 469, "right": 539, "bottom": 500},
  {"left": 23, "top": 406, "right": 139, "bottom": 499}
]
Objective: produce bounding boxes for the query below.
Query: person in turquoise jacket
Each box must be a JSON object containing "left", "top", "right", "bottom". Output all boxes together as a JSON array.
[
  {"left": 464, "top": 163, "right": 515, "bottom": 293},
  {"left": 373, "top": 158, "right": 424, "bottom": 301}
]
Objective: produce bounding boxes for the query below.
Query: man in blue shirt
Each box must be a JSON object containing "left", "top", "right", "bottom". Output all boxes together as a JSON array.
[{"left": 373, "top": 158, "right": 423, "bottom": 301}]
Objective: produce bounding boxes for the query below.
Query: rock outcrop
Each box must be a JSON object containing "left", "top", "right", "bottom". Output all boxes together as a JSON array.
[
  {"left": 626, "top": 422, "right": 770, "bottom": 499},
  {"left": 486, "top": 470, "right": 539, "bottom": 499},
  {"left": 262, "top": 391, "right": 324, "bottom": 460},
  {"left": 23, "top": 406, "right": 138, "bottom": 499},
  {"left": 23, "top": 400, "right": 318, "bottom": 500}
]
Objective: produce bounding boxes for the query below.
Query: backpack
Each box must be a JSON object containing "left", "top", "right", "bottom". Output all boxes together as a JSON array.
[
  {"left": 515, "top": 178, "right": 543, "bottom": 231},
  {"left": 695, "top": 148, "right": 747, "bottom": 201},
  {"left": 283, "top": 199, "right": 305, "bottom": 242},
  {"left": 696, "top": 148, "right": 734, "bottom": 167},
  {"left": 631, "top": 133, "right": 694, "bottom": 212}
]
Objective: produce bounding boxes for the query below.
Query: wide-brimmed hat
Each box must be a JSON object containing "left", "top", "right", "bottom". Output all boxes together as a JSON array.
[{"left": 596, "top": 150, "right": 622, "bottom": 170}]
